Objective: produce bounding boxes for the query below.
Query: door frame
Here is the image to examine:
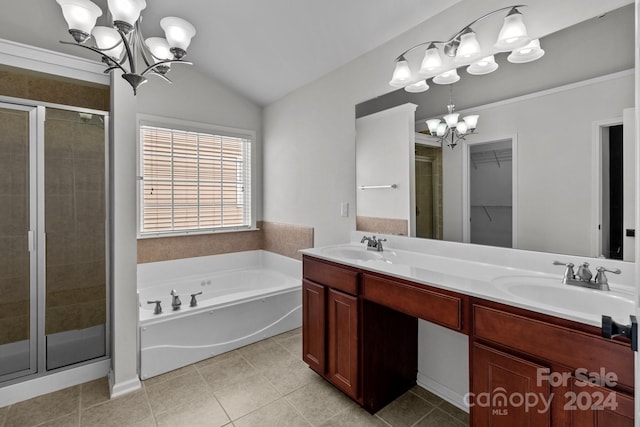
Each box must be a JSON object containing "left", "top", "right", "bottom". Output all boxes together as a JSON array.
[
  {"left": 0, "top": 102, "right": 38, "bottom": 383},
  {"left": 590, "top": 117, "right": 623, "bottom": 259},
  {"left": 461, "top": 134, "right": 518, "bottom": 248}
]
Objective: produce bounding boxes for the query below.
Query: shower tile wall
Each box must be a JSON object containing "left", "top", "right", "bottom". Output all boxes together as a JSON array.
[
  {"left": 45, "top": 109, "right": 106, "bottom": 335},
  {"left": 0, "top": 109, "right": 29, "bottom": 346},
  {"left": 0, "top": 65, "right": 109, "bottom": 111}
]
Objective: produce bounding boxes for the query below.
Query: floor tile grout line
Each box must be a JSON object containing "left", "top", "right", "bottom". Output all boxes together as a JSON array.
[
  {"left": 281, "top": 394, "right": 315, "bottom": 427},
  {"left": 77, "top": 383, "right": 82, "bottom": 427},
  {"left": 409, "top": 405, "right": 438, "bottom": 427},
  {"left": 194, "top": 360, "right": 233, "bottom": 426},
  {"left": 141, "top": 380, "right": 159, "bottom": 427}
]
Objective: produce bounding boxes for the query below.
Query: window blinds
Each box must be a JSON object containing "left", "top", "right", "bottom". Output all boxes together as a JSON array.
[{"left": 140, "top": 125, "right": 252, "bottom": 234}]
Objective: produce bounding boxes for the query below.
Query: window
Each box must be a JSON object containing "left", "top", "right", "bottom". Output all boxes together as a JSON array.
[{"left": 138, "top": 119, "right": 253, "bottom": 236}]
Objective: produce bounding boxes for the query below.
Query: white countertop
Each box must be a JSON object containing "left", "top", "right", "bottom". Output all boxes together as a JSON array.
[{"left": 301, "top": 234, "right": 636, "bottom": 328}]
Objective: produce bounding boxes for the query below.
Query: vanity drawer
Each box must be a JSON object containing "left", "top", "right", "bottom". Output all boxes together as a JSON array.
[
  {"left": 473, "top": 303, "right": 634, "bottom": 389},
  {"left": 303, "top": 256, "right": 359, "bottom": 295},
  {"left": 362, "top": 274, "right": 465, "bottom": 332}
]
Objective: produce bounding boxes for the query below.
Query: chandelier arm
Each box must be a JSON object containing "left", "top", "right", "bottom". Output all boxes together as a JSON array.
[
  {"left": 394, "top": 4, "right": 527, "bottom": 61},
  {"left": 140, "top": 60, "right": 193, "bottom": 77},
  {"left": 59, "top": 40, "right": 128, "bottom": 74},
  {"left": 118, "top": 30, "right": 137, "bottom": 74},
  {"left": 134, "top": 22, "right": 156, "bottom": 69},
  {"left": 150, "top": 72, "right": 173, "bottom": 83}
]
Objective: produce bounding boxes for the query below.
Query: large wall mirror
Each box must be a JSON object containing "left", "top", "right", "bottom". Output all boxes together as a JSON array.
[{"left": 355, "top": 3, "right": 635, "bottom": 261}]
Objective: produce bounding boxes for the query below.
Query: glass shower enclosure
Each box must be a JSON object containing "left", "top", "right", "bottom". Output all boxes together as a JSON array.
[{"left": 0, "top": 101, "right": 109, "bottom": 383}]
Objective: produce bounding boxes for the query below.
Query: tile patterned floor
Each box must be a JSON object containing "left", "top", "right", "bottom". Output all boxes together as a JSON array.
[{"left": 0, "top": 329, "right": 468, "bottom": 427}]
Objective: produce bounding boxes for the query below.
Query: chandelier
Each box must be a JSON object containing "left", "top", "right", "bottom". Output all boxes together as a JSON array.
[
  {"left": 56, "top": 0, "right": 197, "bottom": 94},
  {"left": 390, "top": 5, "right": 545, "bottom": 93},
  {"left": 425, "top": 86, "right": 478, "bottom": 149}
]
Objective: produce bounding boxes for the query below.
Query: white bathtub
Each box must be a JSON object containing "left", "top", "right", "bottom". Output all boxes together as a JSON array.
[{"left": 137, "top": 250, "right": 302, "bottom": 379}]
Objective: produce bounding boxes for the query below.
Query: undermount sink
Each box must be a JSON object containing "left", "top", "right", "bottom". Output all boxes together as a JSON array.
[
  {"left": 492, "top": 276, "right": 634, "bottom": 319},
  {"left": 319, "top": 246, "right": 385, "bottom": 261}
]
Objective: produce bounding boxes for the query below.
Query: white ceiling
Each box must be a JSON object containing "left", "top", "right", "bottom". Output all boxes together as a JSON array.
[{"left": 0, "top": 0, "right": 461, "bottom": 105}]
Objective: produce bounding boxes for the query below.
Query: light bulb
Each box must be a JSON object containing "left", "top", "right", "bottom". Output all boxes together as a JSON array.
[
  {"left": 56, "top": 0, "right": 102, "bottom": 42},
  {"left": 463, "top": 115, "right": 479, "bottom": 130},
  {"left": 495, "top": 8, "right": 530, "bottom": 51},
  {"left": 433, "top": 69, "right": 460, "bottom": 85},
  {"left": 467, "top": 55, "right": 499, "bottom": 75},
  {"left": 443, "top": 113, "right": 459, "bottom": 128},
  {"left": 419, "top": 44, "right": 442, "bottom": 74},
  {"left": 161, "top": 17, "right": 197, "bottom": 56},
  {"left": 508, "top": 39, "right": 545, "bottom": 63},
  {"left": 92, "top": 26, "right": 124, "bottom": 60},
  {"left": 404, "top": 80, "right": 429, "bottom": 93},
  {"left": 436, "top": 123, "right": 447, "bottom": 137},
  {"left": 389, "top": 56, "right": 412, "bottom": 87},
  {"left": 455, "top": 31, "right": 482, "bottom": 63},
  {"left": 456, "top": 121, "right": 468, "bottom": 134},
  {"left": 145, "top": 37, "right": 173, "bottom": 61},
  {"left": 426, "top": 119, "right": 441, "bottom": 135},
  {"left": 107, "top": 0, "right": 146, "bottom": 27}
]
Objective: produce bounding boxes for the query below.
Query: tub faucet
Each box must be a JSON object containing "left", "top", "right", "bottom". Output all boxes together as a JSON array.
[
  {"left": 170, "top": 289, "right": 182, "bottom": 310},
  {"left": 147, "top": 300, "right": 162, "bottom": 315},
  {"left": 190, "top": 291, "right": 203, "bottom": 307}
]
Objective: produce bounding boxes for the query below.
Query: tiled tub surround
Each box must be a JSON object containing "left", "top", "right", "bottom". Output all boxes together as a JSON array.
[
  {"left": 137, "top": 221, "right": 314, "bottom": 263},
  {"left": 137, "top": 250, "right": 302, "bottom": 379},
  {"left": 303, "top": 232, "right": 636, "bottom": 327}
]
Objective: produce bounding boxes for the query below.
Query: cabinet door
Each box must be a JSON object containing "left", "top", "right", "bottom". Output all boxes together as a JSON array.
[
  {"left": 569, "top": 378, "right": 634, "bottom": 426},
  {"left": 327, "top": 288, "right": 359, "bottom": 399},
  {"left": 302, "top": 280, "right": 325, "bottom": 374},
  {"left": 472, "top": 343, "right": 551, "bottom": 427}
]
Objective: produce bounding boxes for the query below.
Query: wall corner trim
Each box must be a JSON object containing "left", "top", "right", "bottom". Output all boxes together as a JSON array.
[{"left": 108, "top": 370, "right": 141, "bottom": 399}]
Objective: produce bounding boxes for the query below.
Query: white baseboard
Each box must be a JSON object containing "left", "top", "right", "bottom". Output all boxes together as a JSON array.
[
  {"left": 416, "top": 372, "right": 469, "bottom": 413},
  {"left": 108, "top": 370, "right": 141, "bottom": 398},
  {"left": 0, "top": 359, "right": 110, "bottom": 407}
]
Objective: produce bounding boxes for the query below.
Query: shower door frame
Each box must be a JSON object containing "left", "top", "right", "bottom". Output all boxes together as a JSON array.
[
  {"left": 0, "top": 102, "right": 38, "bottom": 383},
  {"left": 0, "top": 95, "right": 111, "bottom": 384}
]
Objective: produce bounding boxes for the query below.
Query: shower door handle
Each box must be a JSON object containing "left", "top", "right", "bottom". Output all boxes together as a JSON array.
[{"left": 28, "top": 230, "right": 34, "bottom": 252}]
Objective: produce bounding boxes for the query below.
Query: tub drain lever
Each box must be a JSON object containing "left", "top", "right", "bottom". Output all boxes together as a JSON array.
[
  {"left": 147, "top": 300, "right": 162, "bottom": 315},
  {"left": 190, "top": 291, "right": 203, "bottom": 307}
]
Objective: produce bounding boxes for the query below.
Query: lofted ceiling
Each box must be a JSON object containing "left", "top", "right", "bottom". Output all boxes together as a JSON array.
[{"left": 0, "top": 0, "right": 462, "bottom": 106}]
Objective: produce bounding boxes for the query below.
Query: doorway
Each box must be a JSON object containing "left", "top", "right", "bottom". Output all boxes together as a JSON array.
[
  {"left": 601, "top": 124, "right": 624, "bottom": 259},
  {"left": 463, "top": 139, "right": 515, "bottom": 248},
  {"left": 415, "top": 144, "right": 442, "bottom": 239}
]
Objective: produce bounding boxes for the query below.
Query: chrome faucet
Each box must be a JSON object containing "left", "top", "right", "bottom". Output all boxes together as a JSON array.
[
  {"left": 170, "top": 289, "right": 182, "bottom": 310},
  {"left": 147, "top": 300, "right": 162, "bottom": 315},
  {"left": 360, "top": 235, "right": 386, "bottom": 252},
  {"left": 553, "top": 261, "right": 621, "bottom": 291}
]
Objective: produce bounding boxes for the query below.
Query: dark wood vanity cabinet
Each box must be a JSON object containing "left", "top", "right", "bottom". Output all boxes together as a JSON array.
[
  {"left": 302, "top": 255, "right": 419, "bottom": 411},
  {"left": 302, "top": 280, "right": 325, "bottom": 374},
  {"left": 302, "top": 255, "right": 634, "bottom": 425},
  {"left": 471, "top": 299, "right": 635, "bottom": 427}
]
